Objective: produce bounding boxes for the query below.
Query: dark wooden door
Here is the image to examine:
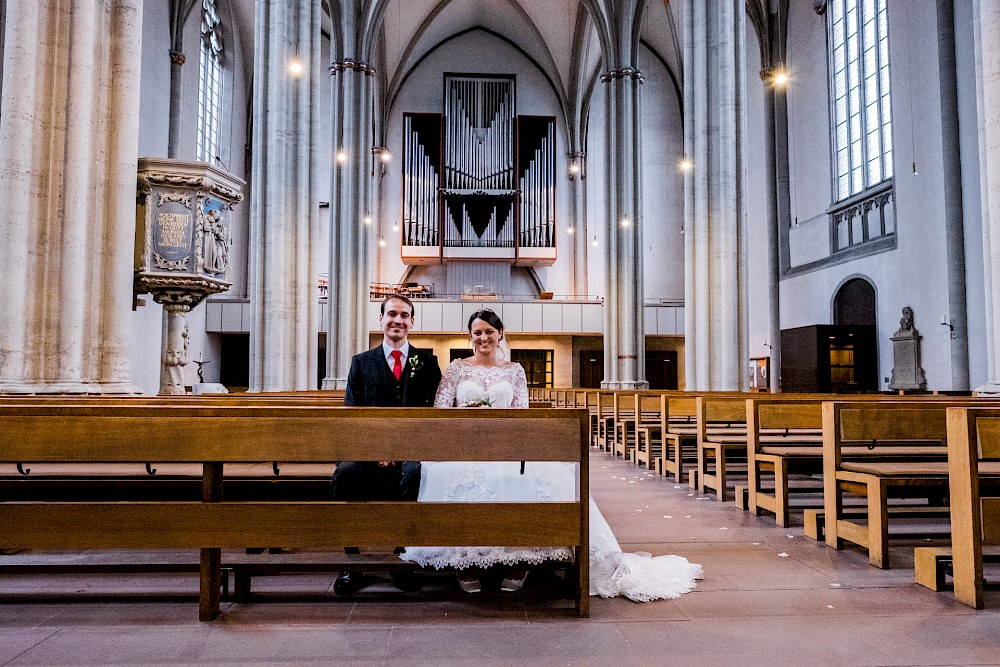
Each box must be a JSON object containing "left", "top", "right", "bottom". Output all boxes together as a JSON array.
[
  {"left": 580, "top": 350, "right": 603, "bottom": 388},
  {"left": 646, "top": 350, "right": 678, "bottom": 390}
]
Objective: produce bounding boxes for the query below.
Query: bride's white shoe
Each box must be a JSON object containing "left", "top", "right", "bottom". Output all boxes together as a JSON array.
[
  {"left": 500, "top": 568, "right": 528, "bottom": 592},
  {"left": 457, "top": 569, "right": 482, "bottom": 593}
]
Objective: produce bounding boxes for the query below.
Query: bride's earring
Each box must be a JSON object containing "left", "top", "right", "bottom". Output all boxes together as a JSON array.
[{"left": 497, "top": 337, "right": 505, "bottom": 361}]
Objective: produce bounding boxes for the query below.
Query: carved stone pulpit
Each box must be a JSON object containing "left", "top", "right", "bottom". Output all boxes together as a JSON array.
[
  {"left": 134, "top": 159, "right": 245, "bottom": 394},
  {"left": 889, "top": 306, "right": 927, "bottom": 391}
]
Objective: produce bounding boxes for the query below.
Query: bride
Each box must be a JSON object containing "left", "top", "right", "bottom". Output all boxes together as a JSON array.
[{"left": 400, "top": 308, "right": 702, "bottom": 601}]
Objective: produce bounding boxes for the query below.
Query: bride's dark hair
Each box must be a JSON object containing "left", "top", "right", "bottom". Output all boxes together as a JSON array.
[{"left": 468, "top": 308, "right": 504, "bottom": 335}]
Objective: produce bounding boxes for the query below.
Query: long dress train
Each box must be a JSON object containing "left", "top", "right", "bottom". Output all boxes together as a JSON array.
[{"left": 400, "top": 359, "right": 702, "bottom": 601}]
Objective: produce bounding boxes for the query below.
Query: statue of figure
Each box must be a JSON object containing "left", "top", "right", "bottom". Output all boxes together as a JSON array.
[
  {"left": 202, "top": 209, "right": 229, "bottom": 275},
  {"left": 889, "top": 305, "right": 926, "bottom": 390},
  {"left": 894, "top": 306, "right": 916, "bottom": 338}
]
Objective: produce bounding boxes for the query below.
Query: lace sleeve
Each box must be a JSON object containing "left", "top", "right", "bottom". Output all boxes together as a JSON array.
[
  {"left": 434, "top": 361, "right": 462, "bottom": 407},
  {"left": 511, "top": 364, "right": 529, "bottom": 408}
]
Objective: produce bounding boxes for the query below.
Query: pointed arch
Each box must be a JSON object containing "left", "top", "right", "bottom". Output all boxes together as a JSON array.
[{"left": 385, "top": 26, "right": 569, "bottom": 133}]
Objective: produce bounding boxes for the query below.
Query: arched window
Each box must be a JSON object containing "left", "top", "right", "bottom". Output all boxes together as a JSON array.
[
  {"left": 827, "top": 0, "right": 893, "bottom": 201},
  {"left": 833, "top": 277, "right": 876, "bottom": 326},
  {"left": 197, "top": 0, "right": 223, "bottom": 163}
]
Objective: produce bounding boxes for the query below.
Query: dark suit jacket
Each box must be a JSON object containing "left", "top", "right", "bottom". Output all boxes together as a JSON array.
[{"left": 343, "top": 345, "right": 442, "bottom": 407}]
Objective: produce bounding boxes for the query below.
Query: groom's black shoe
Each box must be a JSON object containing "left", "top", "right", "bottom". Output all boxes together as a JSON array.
[
  {"left": 334, "top": 570, "right": 364, "bottom": 596},
  {"left": 390, "top": 571, "right": 422, "bottom": 592}
]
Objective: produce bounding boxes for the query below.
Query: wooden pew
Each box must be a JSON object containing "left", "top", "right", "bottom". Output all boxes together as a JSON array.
[
  {"left": 650, "top": 396, "right": 699, "bottom": 482},
  {"left": 613, "top": 392, "right": 663, "bottom": 462},
  {"left": 630, "top": 393, "right": 671, "bottom": 469},
  {"left": 913, "top": 407, "right": 1000, "bottom": 607},
  {"left": 695, "top": 396, "right": 750, "bottom": 500},
  {"left": 0, "top": 405, "right": 591, "bottom": 620},
  {"left": 747, "top": 394, "right": 995, "bottom": 527},
  {"left": 822, "top": 401, "right": 974, "bottom": 568},
  {"left": 608, "top": 391, "right": 639, "bottom": 458},
  {"left": 594, "top": 392, "right": 617, "bottom": 451},
  {"left": 746, "top": 398, "right": 825, "bottom": 526}
]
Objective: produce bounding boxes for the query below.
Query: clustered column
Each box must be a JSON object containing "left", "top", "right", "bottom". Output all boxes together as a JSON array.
[
  {"left": 975, "top": 0, "right": 1000, "bottom": 392},
  {"left": 323, "top": 60, "right": 375, "bottom": 389},
  {"left": 248, "top": 0, "right": 321, "bottom": 392},
  {"left": 682, "top": 0, "right": 749, "bottom": 391},
  {"left": 600, "top": 68, "right": 647, "bottom": 390},
  {"left": 0, "top": 0, "right": 143, "bottom": 393},
  {"left": 567, "top": 151, "right": 588, "bottom": 296}
]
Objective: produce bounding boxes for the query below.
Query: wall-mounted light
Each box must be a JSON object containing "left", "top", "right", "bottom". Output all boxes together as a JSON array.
[
  {"left": 567, "top": 226, "right": 575, "bottom": 234},
  {"left": 288, "top": 60, "right": 303, "bottom": 77},
  {"left": 363, "top": 216, "right": 372, "bottom": 225},
  {"left": 392, "top": 223, "right": 399, "bottom": 232},
  {"left": 619, "top": 217, "right": 631, "bottom": 228},
  {"left": 941, "top": 315, "right": 956, "bottom": 339},
  {"left": 678, "top": 158, "right": 693, "bottom": 172},
  {"left": 773, "top": 71, "right": 789, "bottom": 86},
  {"left": 380, "top": 151, "right": 392, "bottom": 163},
  {"left": 378, "top": 237, "right": 386, "bottom": 247},
  {"left": 592, "top": 236, "right": 599, "bottom": 247},
  {"left": 336, "top": 150, "right": 348, "bottom": 164}
]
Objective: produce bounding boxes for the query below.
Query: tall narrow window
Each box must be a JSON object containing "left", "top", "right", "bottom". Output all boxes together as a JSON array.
[
  {"left": 197, "top": 0, "right": 223, "bottom": 163},
  {"left": 828, "top": 0, "right": 892, "bottom": 201}
]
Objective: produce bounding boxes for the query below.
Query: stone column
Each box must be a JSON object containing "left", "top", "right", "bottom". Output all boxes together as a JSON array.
[
  {"left": 0, "top": 0, "right": 143, "bottom": 394},
  {"left": 322, "top": 59, "right": 375, "bottom": 389},
  {"left": 567, "top": 151, "right": 588, "bottom": 296},
  {"left": 935, "top": 0, "right": 969, "bottom": 390},
  {"left": 974, "top": 0, "right": 1000, "bottom": 393},
  {"left": 248, "top": 0, "right": 321, "bottom": 391},
  {"left": 683, "top": 0, "right": 749, "bottom": 390},
  {"left": 600, "top": 68, "right": 647, "bottom": 389},
  {"left": 975, "top": 0, "right": 1000, "bottom": 392},
  {"left": 760, "top": 65, "right": 791, "bottom": 392}
]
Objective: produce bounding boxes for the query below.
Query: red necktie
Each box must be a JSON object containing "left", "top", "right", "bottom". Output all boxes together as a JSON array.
[{"left": 391, "top": 349, "right": 403, "bottom": 381}]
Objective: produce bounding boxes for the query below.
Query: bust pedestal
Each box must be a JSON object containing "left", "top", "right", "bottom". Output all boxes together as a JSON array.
[{"left": 889, "top": 333, "right": 927, "bottom": 391}]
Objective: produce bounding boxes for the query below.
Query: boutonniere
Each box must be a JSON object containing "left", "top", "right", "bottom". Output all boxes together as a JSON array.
[{"left": 408, "top": 354, "right": 424, "bottom": 378}]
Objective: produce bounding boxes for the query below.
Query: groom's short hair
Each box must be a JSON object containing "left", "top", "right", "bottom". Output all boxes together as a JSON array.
[{"left": 380, "top": 293, "right": 414, "bottom": 316}]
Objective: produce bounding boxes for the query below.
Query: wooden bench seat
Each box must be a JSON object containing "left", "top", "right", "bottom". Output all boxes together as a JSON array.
[
  {"left": 746, "top": 396, "right": 964, "bottom": 528},
  {"left": 920, "top": 407, "right": 1000, "bottom": 607},
  {"left": 823, "top": 400, "right": 1000, "bottom": 568},
  {"left": 0, "top": 405, "right": 591, "bottom": 620}
]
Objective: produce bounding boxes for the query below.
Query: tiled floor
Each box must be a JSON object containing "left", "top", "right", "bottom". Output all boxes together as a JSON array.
[{"left": 2, "top": 452, "right": 1000, "bottom": 666}]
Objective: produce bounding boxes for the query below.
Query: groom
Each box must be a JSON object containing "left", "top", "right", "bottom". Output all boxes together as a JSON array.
[{"left": 332, "top": 293, "right": 442, "bottom": 595}]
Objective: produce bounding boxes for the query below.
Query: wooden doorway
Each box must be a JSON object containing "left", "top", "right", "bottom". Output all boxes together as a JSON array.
[
  {"left": 646, "top": 350, "right": 679, "bottom": 390},
  {"left": 579, "top": 350, "right": 603, "bottom": 388}
]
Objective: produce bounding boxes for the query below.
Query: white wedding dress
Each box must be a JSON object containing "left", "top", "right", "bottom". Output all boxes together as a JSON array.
[{"left": 399, "top": 359, "right": 702, "bottom": 602}]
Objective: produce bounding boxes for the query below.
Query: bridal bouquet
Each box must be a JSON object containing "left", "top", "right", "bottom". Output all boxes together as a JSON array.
[{"left": 460, "top": 397, "right": 495, "bottom": 408}]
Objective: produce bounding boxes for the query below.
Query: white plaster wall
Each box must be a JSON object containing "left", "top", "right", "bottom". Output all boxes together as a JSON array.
[
  {"left": 779, "top": 1, "right": 957, "bottom": 390},
  {"left": 786, "top": 6, "right": 833, "bottom": 229},
  {"left": 379, "top": 30, "right": 570, "bottom": 293},
  {"left": 639, "top": 43, "right": 685, "bottom": 303}
]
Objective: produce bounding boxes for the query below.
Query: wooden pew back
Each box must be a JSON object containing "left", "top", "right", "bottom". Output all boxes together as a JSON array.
[
  {"left": 947, "top": 407, "right": 1000, "bottom": 607},
  {"left": 0, "top": 405, "right": 592, "bottom": 618}
]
